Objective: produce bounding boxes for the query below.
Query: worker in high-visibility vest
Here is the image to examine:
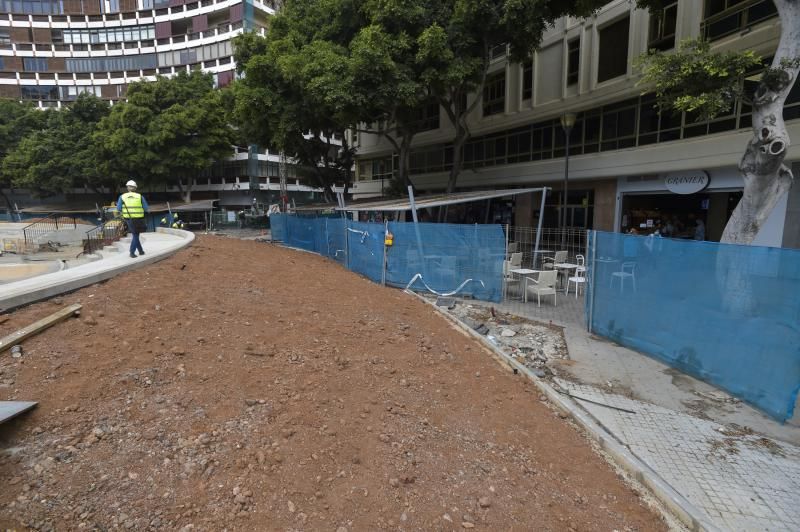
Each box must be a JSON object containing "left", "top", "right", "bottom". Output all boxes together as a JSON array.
[{"left": 116, "top": 180, "right": 150, "bottom": 258}]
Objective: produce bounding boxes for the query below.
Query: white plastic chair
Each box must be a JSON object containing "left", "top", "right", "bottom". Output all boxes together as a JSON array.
[
  {"left": 610, "top": 261, "right": 637, "bottom": 293},
  {"left": 575, "top": 254, "right": 586, "bottom": 274},
  {"left": 503, "top": 260, "right": 520, "bottom": 297},
  {"left": 543, "top": 250, "right": 567, "bottom": 270},
  {"left": 525, "top": 269, "right": 558, "bottom": 307},
  {"left": 509, "top": 252, "right": 522, "bottom": 267},
  {"left": 567, "top": 255, "right": 586, "bottom": 298}
]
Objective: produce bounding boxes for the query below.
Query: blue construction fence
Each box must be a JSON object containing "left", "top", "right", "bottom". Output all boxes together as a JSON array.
[
  {"left": 586, "top": 231, "right": 800, "bottom": 422},
  {"left": 269, "top": 214, "right": 506, "bottom": 302}
]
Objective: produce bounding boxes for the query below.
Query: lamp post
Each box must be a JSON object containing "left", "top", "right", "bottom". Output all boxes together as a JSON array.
[{"left": 559, "top": 112, "right": 576, "bottom": 248}]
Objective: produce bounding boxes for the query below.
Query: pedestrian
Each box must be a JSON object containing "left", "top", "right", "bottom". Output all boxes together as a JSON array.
[
  {"left": 238, "top": 210, "right": 246, "bottom": 229},
  {"left": 694, "top": 219, "right": 706, "bottom": 241},
  {"left": 117, "top": 180, "right": 149, "bottom": 258}
]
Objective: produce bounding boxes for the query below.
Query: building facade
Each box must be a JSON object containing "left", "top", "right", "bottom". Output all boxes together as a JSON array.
[
  {"left": 351, "top": 0, "right": 800, "bottom": 247},
  {"left": 0, "top": 0, "right": 330, "bottom": 212}
]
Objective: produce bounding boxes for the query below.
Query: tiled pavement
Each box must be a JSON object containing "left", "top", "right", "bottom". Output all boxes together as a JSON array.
[
  {"left": 556, "top": 379, "right": 800, "bottom": 531},
  {"left": 456, "top": 288, "right": 800, "bottom": 531}
]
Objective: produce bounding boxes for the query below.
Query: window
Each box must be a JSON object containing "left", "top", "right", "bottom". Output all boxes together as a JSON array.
[
  {"left": 598, "top": 16, "right": 629, "bottom": 83},
  {"left": 21, "top": 85, "right": 58, "bottom": 100},
  {"left": 703, "top": 0, "right": 777, "bottom": 41},
  {"left": 489, "top": 43, "right": 507, "bottom": 60},
  {"left": 0, "top": 0, "right": 63, "bottom": 14},
  {"left": 60, "top": 85, "right": 102, "bottom": 100},
  {"left": 522, "top": 60, "right": 533, "bottom": 100},
  {"left": 66, "top": 55, "right": 158, "bottom": 72},
  {"left": 0, "top": 58, "right": 4, "bottom": 70},
  {"left": 483, "top": 70, "right": 505, "bottom": 116},
  {"left": 62, "top": 25, "right": 154, "bottom": 44},
  {"left": 23, "top": 57, "right": 48, "bottom": 72},
  {"left": 648, "top": 1, "right": 677, "bottom": 51},
  {"left": 415, "top": 101, "right": 440, "bottom": 131},
  {"left": 566, "top": 38, "right": 580, "bottom": 86},
  {"left": 0, "top": 29, "right": 10, "bottom": 45}
]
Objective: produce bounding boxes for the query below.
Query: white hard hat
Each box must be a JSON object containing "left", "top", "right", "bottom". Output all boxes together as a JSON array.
[{"left": 126, "top": 180, "right": 137, "bottom": 188}]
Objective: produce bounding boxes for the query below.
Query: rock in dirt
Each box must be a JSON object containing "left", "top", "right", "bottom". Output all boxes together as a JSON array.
[
  {"left": 478, "top": 496, "right": 491, "bottom": 508},
  {"left": 500, "top": 329, "right": 517, "bottom": 337}
]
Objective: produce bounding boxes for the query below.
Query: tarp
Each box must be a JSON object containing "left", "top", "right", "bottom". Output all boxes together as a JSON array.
[
  {"left": 270, "top": 214, "right": 505, "bottom": 301},
  {"left": 587, "top": 231, "right": 800, "bottom": 422}
]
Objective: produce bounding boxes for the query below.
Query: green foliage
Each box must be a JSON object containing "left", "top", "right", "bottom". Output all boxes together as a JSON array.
[
  {"left": 231, "top": 4, "right": 369, "bottom": 196},
  {"left": 636, "top": 38, "right": 761, "bottom": 120},
  {"left": 0, "top": 99, "right": 48, "bottom": 199},
  {"left": 94, "top": 71, "right": 234, "bottom": 200},
  {"left": 1, "top": 95, "right": 110, "bottom": 197}
]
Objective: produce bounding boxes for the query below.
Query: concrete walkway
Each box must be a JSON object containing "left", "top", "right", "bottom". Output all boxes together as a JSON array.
[
  {"left": 459, "top": 293, "right": 800, "bottom": 531},
  {"left": 0, "top": 228, "right": 193, "bottom": 311}
]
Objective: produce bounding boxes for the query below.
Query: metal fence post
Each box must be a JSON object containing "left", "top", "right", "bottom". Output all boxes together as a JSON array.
[
  {"left": 588, "top": 230, "right": 597, "bottom": 333},
  {"left": 503, "top": 223, "right": 509, "bottom": 300}
]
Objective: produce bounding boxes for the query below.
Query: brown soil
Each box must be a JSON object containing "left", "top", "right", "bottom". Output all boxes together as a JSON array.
[{"left": 0, "top": 236, "right": 667, "bottom": 531}]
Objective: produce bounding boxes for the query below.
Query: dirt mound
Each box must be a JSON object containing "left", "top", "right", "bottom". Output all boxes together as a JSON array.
[{"left": 0, "top": 236, "right": 665, "bottom": 531}]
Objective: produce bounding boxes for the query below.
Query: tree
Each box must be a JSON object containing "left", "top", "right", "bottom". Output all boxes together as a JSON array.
[
  {"left": 232, "top": 31, "right": 357, "bottom": 202},
  {"left": 637, "top": 0, "right": 799, "bottom": 245},
  {"left": 2, "top": 94, "right": 110, "bottom": 198},
  {"left": 94, "top": 71, "right": 234, "bottom": 202},
  {"left": 0, "top": 99, "right": 48, "bottom": 209},
  {"left": 233, "top": 0, "right": 433, "bottom": 195}
]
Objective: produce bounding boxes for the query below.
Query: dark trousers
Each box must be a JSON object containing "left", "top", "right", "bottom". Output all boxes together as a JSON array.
[{"left": 126, "top": 220, "right": 145, "bottom": 255}]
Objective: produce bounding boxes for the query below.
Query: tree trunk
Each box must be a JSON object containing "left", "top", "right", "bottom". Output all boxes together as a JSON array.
[
  {"left": 176, "top": 178, "right": 192, "bottom": 203},
  {"left": 721, "top": 0, "right": 799, "bottom": 244}
]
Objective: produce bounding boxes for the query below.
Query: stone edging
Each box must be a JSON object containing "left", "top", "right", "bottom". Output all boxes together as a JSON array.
[
  {"left": 0, "top": 228, "right": 194, "bottom": 312},
  {"left": 408, "top": 290, "right": 718, "bottom": 532}
]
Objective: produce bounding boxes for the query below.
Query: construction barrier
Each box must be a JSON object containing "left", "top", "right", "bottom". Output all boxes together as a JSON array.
[
  {"left": 270, "top": 214, "right": 505, "bottom": 302},
  {"left": 586, "top": 231, "right": 800, "bottom": 422}
]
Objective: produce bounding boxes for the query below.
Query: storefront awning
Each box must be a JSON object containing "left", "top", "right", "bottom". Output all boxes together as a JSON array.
[{"left": 336, "top": 187, "right": 547, "bottom": 212}]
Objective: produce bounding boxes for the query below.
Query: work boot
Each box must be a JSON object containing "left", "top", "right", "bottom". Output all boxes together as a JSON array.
[
  {"left": 130, "top": 253, "right": 137, "bottom": 258},
  {"left": 139, "top": 251, "right": 145, "bottom": 256}
]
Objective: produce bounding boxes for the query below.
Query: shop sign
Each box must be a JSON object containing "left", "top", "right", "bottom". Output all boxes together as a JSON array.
[{"left": 663, "top": 171, "right": 709, "bottom": 195}]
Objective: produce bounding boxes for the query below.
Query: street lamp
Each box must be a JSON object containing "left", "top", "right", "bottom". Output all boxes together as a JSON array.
[{"left": 559, "top": 112, "right": 577, "bottom": 248}]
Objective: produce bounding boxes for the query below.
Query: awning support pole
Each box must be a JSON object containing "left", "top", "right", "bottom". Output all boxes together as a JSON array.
[
  {"left": 408, "top": 185, "right": 428, "bottom": 284},
  {"left": 533, "top": 187, "right": 547, "bottom": 269}
]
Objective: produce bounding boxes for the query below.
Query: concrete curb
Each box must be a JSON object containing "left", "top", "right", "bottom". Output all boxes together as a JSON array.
[
  {"left": 408, "top": 291, "right": 718, "bottom": 532},
  {"left": 0, "top": 228, "right": 194, "bottom": 312}
]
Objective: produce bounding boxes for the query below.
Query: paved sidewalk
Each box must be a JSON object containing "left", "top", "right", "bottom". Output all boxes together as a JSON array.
[{"left": 458, "top": 293, "right": 800, "bottom": 530}]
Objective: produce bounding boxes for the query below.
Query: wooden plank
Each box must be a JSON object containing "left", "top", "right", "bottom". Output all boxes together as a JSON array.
[
  {"left": 0, "top": 304, "right": 81, "bottom": 354},
  {"left": 0, "top": 401, "right": 38, "bottom": 424}
]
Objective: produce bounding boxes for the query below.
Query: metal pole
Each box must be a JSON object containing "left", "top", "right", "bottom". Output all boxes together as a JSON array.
[
  {"left": 533, "top": 187, "right": 546, "bottom": 269},
  {"left": 408, "top": 185, "right": 427, "bottom": 283},
  {"left": 588, "top": 230, "right": 597, "bottom": 333},
  {"left": 382, "top": 219, "right": 388, "bottom": 286},
  {"left": 561, "top": 130, "right": 570, "bottom": 248},
  {"left": 503, "top": 222, "right": 509, "bottom": 300}
]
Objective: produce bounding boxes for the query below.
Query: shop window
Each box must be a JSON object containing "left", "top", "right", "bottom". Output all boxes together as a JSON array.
[
  {"left": 522, "top": 60, "right": 533, "bottom": 100},
  {"left": 648, "top": 1, "right": 677, "bottom": 51},
  {"left": 566, "top": 38, "right": 579, "bottom": 86},
  {"left": 703, "top": 0, "right": 777, "bottom": 41},
  {"left": 483, "top": 70, "right": 505, "bottom": 116},
  {"left": 598, "top": 16, "right": 629, "bottom": 83}
]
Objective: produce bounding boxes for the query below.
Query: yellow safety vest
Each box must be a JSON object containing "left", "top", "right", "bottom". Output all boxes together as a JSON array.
[{"left": 120, "top": 192, "right": 145, "bottom": 219}]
